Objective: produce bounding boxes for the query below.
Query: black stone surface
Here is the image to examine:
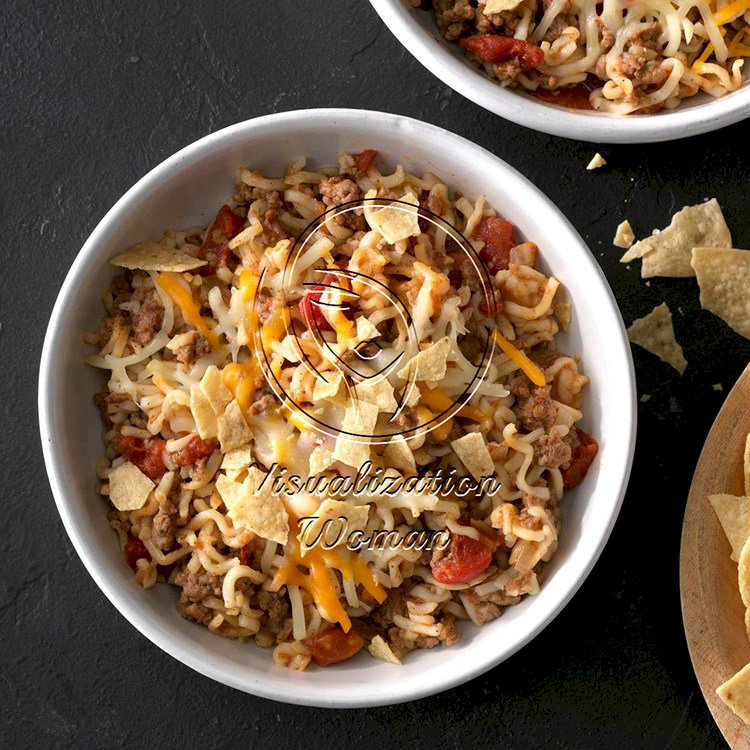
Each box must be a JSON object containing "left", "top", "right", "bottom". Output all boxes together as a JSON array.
[{"left": 3, "top": 0, "right": 749, "bottom": 747}]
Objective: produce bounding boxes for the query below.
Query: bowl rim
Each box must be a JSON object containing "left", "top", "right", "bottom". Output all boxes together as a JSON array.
[
  {"left": 38, "top": 108, "right": 637, "bottom": 707},
  {"left": 368, "top": 0, "right": 750, "bottom": 144}
]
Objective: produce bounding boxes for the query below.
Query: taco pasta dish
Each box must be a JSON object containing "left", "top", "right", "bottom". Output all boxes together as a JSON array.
[
  {"left": 86, "top": 149, "right": 598, "bottom": 669},
  {"left": 415, "top": 0, "right": 749, "bottom": 114}
]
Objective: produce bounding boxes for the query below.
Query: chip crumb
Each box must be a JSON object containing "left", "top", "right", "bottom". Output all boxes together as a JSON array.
[
  {"left": 586, "top": 153, "right": 607, "bottom": 170},
  {"left": 368, "top": 635, "right": 402, "bottom": 664},
  {"left": 627, "top": 303, "right": 687, "bottom": 375},
  {"left": 712, "top": 383, "right": 724, "bottom": 392},
  {"left": 640, "top": 394, "right": 651, "bottom": 403},
  {"left": 613, "top": 220, "right": 635, "bottom": 249}
]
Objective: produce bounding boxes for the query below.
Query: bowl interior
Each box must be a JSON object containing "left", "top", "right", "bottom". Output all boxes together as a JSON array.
[
  {"left": 370, "top": 0, "right": 750, "bottom": 143},
  {"left": 40, "top": 110, "right": 635, "bottom": 706}
]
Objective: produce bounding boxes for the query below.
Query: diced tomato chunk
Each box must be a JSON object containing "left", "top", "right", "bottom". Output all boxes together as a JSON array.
[
  {"left": 561, "top": 429, "right": 599, "bottom": 489},
  {"left": 299, "top": 272, "right": 354, "bottom": 331},
  {"left": 459, "top": 34, "right": 544, "bottom": 70},
  {"left": 119, "top": 436, "right": 167, "bottom": 480},
  {"left": 123, "top": 535, "right": 151, "bottom": 571},
  {"left": 352, "top": 149, "right": 378, "bottom": 175},
  {"left": 198, "top": 204, "right": 244, "bottom": 276},
  {"left": 171, "top": 436, "right": 217, "bottom": 467},
  {"left": 431, "top": 523, "right": 495, "bottom": 584},
  {"left": 304, "top": 627, "right": 365, "bottom": 667},
  {"left": 473, "top": 216, "right": 515, "bottom": 275}
]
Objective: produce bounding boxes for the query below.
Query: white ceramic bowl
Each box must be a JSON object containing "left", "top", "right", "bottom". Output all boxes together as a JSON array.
[
  {"left": 369, "top": 0, "right": 750, "bottom": 143},
  {"left": 39, "top": 108, "right": 636, "bottom": 707}
]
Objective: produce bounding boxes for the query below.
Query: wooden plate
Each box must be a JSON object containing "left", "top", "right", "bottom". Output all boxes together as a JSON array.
[{"left": 681, "top": 363, "right": 750, "bottom": 749}]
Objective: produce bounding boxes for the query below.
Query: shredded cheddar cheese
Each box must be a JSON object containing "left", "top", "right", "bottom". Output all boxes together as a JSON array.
[
  {"left": 156, "top": 273, "right": 221, "bottom": 349},
  {"left": 222, "top": 362, "right": 262, "bottom": 415},
  {"left": 418, "top": 385, "right": 493, "bottom": 430},
  {"left": 491, "top": 330, "right": 546, "bottom": 386},
  {"left": 273, "top": 509, "right": 386, "bottom": 632}
]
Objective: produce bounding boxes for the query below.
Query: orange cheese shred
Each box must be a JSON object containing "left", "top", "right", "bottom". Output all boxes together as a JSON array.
[
  {"left": 156, "top": 273, "right": 221, "bottom": 349},
  {"left": 491, "top": 330, "right": 546, "bottom": 386}
]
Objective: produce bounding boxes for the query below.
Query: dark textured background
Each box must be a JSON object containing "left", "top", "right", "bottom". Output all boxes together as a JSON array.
[{"left": 3, "top": 0, "right": 750, "bottom": 747}]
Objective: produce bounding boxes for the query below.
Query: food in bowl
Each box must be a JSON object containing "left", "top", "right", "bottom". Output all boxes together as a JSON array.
[
  {"left": 85, "top": 149, "right": 597, "bottom": 670},
  {"left": 413, "top": 0, "right": 749, "bottom": 114}
]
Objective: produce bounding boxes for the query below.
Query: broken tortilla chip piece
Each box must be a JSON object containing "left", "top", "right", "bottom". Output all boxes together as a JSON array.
[
  {"left": 313, "top": 370, "right": 343, "bottom": 401},
  {"left": 298, "top": 498, "right": 370, "bottom": 551},
  {"left": 217, "top": 399, "right": 253, "bottom": 452},
  {"left": 219, "top": 467, "right": 288, "bottom": 545},
  {"left": 620, "top": 199, "right": 731, "bottom": 277},
  {"left": 717, "top": 662, "right": 750, "bottom": 725},
  {"left": 110, "top": 242, "right": 207, "bottom": 272},
  {"left": 613, "top": 220, "right": 635, "bottom": 249},
  {"left": 333, "top": 400, "right": 379, "bottom": 468},
  {"left": 626, "top": 303, "right": 687, "bottom": 375},
  {"left": 365, "top": 191, "right": 420, "bottom": 244},
  {"left": 708, "top": 494, "right": 750, "bottom": 562},
  {"left": 310, "top": 445, "right": 335, "bottom": 475},
  {"left": 451, "top": 432, "right": 495, "bottom": 481},
  {"left": 383, "top": 435, "right": 417, "bottom": 475},
  {"left": 220, "top": 444, "right": 254, "bottom": 481},
  {"left": 397, "top": 336, "right": 451, "bottom": 384},
  {"left": 692, "top": 247, "right": 750, "bottom": 340},
  {"left": 586, "top": 153, "right": 606, "bottom": 170},
  {"left": 200, "top": 366, "right": 233, "bottom": 413},
  {"left": 739, "top": 537, "right": 750, "bottom": 608},
  {"left": 189, "top": 383, "right": 219, "bottom": 439},
  {"left": 368, "top": 635, "right": 402, "bottom": 664},
  {"left": 354, "top": 377, "right": 398, "bottom": 412},
  {"left": 108, "top": 462, "right": 154, "bottom": 511}
]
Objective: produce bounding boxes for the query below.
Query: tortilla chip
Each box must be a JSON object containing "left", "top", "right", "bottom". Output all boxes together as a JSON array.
[
  {"left": 354, "top": 378, "right": 398, "bottom": 412},
  {"left": 298, "top": 498, "right": 369, "bottom": 551},
  {"left": 368, "top": 635, "right": 401, "bottom": 664},
  {"left": 220, "top": 467, "right": 288, "bottom": 545},
  {"left": 220, "top": 445, "right": 254, "bottom": 480},
  {"left": 383, "top": 435, "right": 416, "bottom": 475},
  {"left": 717, "top": 662, "right": 750, "bottom": 725},
  {"left": 110, "top": 242, "right": 207, "bottom": 272},
  {"left": 217, "top": 399, "right": 253, "bottom": 452},
  {"left": 586, "top": 153, "right": 606, "bottom": 170},
  {"left": 620, "top": 199, "right": 731, "bottom": 276},
  {"left": 745, "top": 433, "right": 750, "bottom": 497},
  {"left": 313, "top": 370, "right": 343, "bottom": 401},
  {"left": 356, "top": 316, "right": 379, "bottom": 341},
  {"left": 740, "top": 537, "right": 750, "bottom": 608},
  {"left": 627, "top": 303, "right": 687, "bottom": 375},
  {"left": 200, "top": 365, "right": 233, "bottom": 413},
  {"left": 108, "top": 462, "right": 154, "bottom": 511},
  {"left": 367, "top": 192, "right": 420, "bottom": 244},
  {"left": 190, "top": 384, "right": 218, "bottom": 439},
  {"left": 310, "top": 445, "right": 335, "bottom": 475},
  {"left": 451, "top": 432, "right": 495, "bottom": 481},
  {"left": 333, "top": 400, "right": 379, "bottom": 468},
  {"left": 692, "top": 247, "right": 750, "bottom": 340},
  {"left": 613, "top": 220, "right": 635, "bottom": 249},
  {"left": 397, "top": 336, "right": 451, "bottom": 384},
  {"left": 708, "top": 493, "right": 750, "bottom": 562}
]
